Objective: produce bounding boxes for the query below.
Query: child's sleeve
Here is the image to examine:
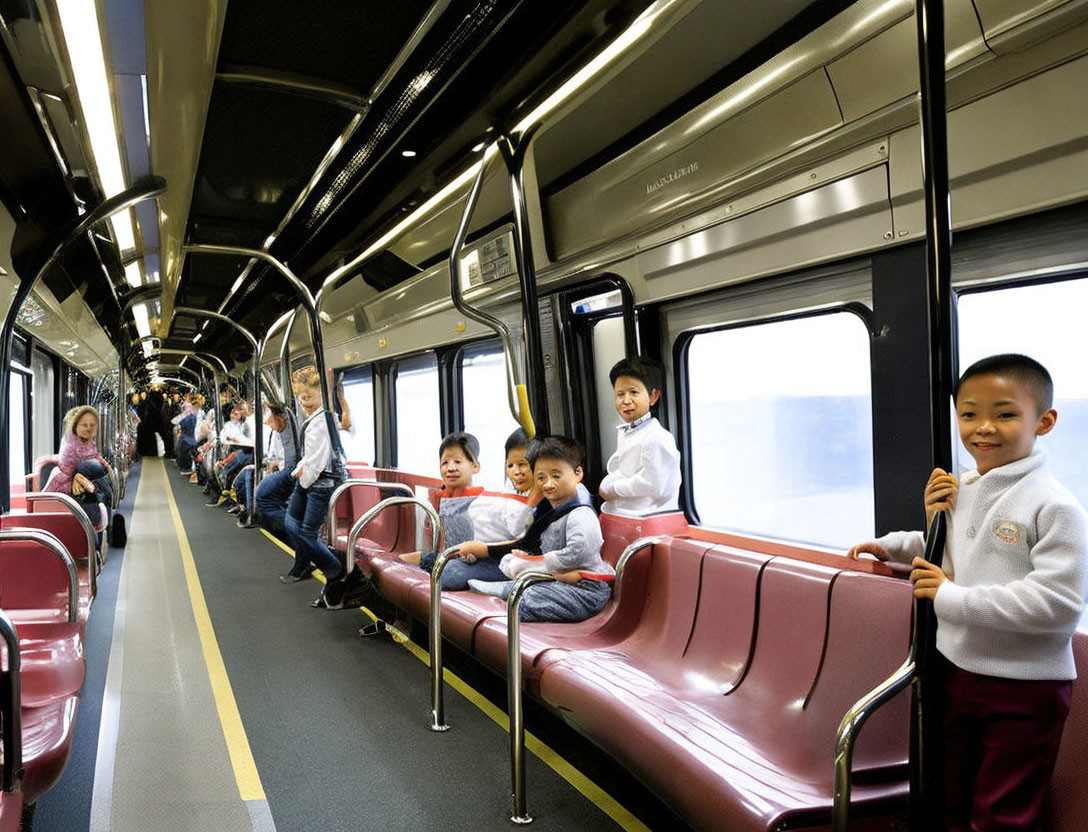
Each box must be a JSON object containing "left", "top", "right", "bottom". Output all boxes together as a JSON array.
[
  {"left": 541, "top": 508, "right": 604, "bottom": 573},
  {"left": 872, "top": 530, "right": 926, "bottom": 564},
  {"left": 933, "top": 502, "right": 1087, "bottom": 636}
]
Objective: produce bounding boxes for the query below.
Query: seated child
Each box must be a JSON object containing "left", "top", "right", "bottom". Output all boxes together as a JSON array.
[
  {"left": 399, "top": 432, "right": 484, "bottom": 570},
  {"left": 464, "top": 436, "right": 614, "bottom": 623},
  {"left": 465, "top": 428, "right": 541, "bottom": 544},
  {"left": 598, "top": 356, "right": 681, "bottom": 516},
  {"left": 848, "top": 354, "right": 1087, "bottom": 832}
]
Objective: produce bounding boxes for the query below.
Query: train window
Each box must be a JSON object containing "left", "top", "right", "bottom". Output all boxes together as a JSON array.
[
  {"left": 339, "top": 367, "right": 375, "bottom": 464},
  {"left": 31, "top": 350, "right": 56, "bottom": 460},
  {"left": 957, "top": 278, "right": 1088, "bottom": 512},
  {"left": 685, "top": 312, "right": 874, "bottom": 548},
  {"left": 7, "top": 368, "right": 29, "bottom": 488},
  {"left": 460, "top": 343, "right": 518, "bottom": 490},
  {"left": 592, "top": 316, "right": 628, "bottom": 467},
  {"left": 395, "top": 353, "right": 440, "bottom": 475}
]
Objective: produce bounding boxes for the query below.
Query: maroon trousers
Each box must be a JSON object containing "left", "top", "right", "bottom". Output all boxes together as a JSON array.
[{"left": 939, "top": 654, "right": 1072, "bottom": 831}]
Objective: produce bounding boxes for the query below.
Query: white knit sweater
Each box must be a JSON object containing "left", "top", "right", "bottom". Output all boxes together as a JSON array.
[{"left": 876, "top": 450, "right": 1087, "bottom": 681}]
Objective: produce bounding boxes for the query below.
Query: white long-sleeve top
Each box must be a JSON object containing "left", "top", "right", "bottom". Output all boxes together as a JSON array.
[
  {"left": 265, "top": 430, "right": 284, "bottom": 465},
  {"left": 875, "top": 450, "right": 1087, "bottom": 681},
  {"left": 292, "top": 408, "right": 332, "bottom": 489},
  {"left": 600, "top": 415, "right": 681, "bottom": 517},
  {"left": 220, "top": 418, "right": 252, "bottom": 448}
]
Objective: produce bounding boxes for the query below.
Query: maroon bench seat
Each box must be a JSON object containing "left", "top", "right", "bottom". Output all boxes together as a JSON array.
[
  {"left": 1047, "top": 629, "right": 1088, "bottom": 831},
  {"left": 19, "top": 696, "right": 80, "bottom": 805},
  {"left": 1, "top": 512, "right": 95, "bottom": 606},
  {"left": 468, "top": 513, "right": 689, "bottom": 679},
  {"left": 14, "top": 621, "right": 85, "bottom": 708},
  {"left": 471, "top": 533, "right": 689, "bottom": 682},
  {"left": 0, "top": 536, "right": 87, "bottom": 632},
  {"left": 0, "top": 792, "right": 21, "bottom": 832},
  {"left": 539, "top": 555, "right": 913, "bottom": 832}
]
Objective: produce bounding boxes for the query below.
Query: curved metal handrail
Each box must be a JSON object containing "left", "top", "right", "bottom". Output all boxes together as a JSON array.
[
  {"left": 833, "top": 510, "right": 946, "bottom": 829},
  {"left": 831, "top": 655, "right": 915, "bottom": 832},
  {"left": 612, "top": 535, "right": 663, "bottom": 603},
  {"left": 0, "top": 609, "right": 24, "bottom": 792},
  {"left": 428, "top": 545, "right": 463, "bottom": 733},
  {"left": 448, "top": 148, "right": 534, "bottom": 436},
  {"left": 25, "top": 491, "right": 99, "bottom": 597},
  {"left": 507, "top": 571, "right": 557, "bottom": 824},
  {"left": 343, "top": 496, "right": 440, "bottom": 578},
  {"left": 0, "top": 528, "right": 79, "bottom": 624},
  {"left": 325, "top": 479, "right": 415, "bottom": 545}
]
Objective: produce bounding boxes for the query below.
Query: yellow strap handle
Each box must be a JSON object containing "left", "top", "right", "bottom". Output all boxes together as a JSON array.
[{"left": 514, "top": 383, "right": 536, "bottom": 439}]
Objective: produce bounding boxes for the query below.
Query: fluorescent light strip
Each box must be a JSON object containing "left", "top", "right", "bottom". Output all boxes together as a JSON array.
[
  {"left": 132, "top": 303, "right": 151, "bottom": 338},
  {"left": 320, "top": 0, "right": 681, "bottom": 291},
  {"left": 56, "top": 0, "right": 139, "bottom": 254}
]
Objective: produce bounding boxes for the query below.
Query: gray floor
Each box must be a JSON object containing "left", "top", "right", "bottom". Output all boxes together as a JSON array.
[{"left": 41, "top": 458, "right": 649, "bottom": 832}]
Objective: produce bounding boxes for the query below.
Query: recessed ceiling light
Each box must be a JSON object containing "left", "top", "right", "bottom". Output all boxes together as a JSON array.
[{"left": 401, "top": 150, "right": 417, "bottom": 158}]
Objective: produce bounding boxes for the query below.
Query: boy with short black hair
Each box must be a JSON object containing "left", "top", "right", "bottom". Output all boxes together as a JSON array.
[
  {"left": 599, "top": 356, "right": 681, "bottom": 516},
  {"left": 465, "top": 435, "right": 613, "bottom": 622},
  {"left": 849, "top": 353, "right": 1087, "bottom": 831}
]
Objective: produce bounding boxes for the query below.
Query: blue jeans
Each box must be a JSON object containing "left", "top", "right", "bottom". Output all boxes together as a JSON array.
[
  {"left": 438, "top": 555, "right": 507, "bottom": 590},
  {"left": 233, "top": 468, "right": 254, "bottom": 512},
  {"left": 284, "top": 483, "right": 342, "bottom": 579},
  {"left": 257, "top": 468, "right": 295, "bottom": 534},
  {"left": 222, "top": 447, "right": 253, "bottom": 486}
]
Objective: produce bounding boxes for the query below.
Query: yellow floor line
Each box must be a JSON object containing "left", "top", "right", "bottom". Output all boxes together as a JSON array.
[
  {"left": 263, "top": 529, "right": 649, "bottom": 831},
  {"left": 160, "top": 461, "right": 266, "bottom": 802}
]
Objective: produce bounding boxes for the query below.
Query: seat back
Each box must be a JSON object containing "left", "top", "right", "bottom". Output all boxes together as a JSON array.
[
  {"left": 804, "top": 569, "right": 912, "bottom": 775},
  {"left": 680, "top": 544, "right": 772, "bottom": 694},
  {"left": 0, "top": 538, "right": 72, "bottom": 613},
  {"left": 0, "top": 514, "right": 90, "bottom": 565},
  {"left": 599, "top": 511, "right": 689, "bottom": 568}
]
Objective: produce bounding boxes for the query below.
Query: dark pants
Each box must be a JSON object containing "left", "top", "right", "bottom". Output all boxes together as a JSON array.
[
  {"left": 222, "top": 447, "right": 253, "bottom": 486},
  {"left": 176, "top": 436, "right": 195, "bottom": 470},
  {"left": 283, "top": 482, "right": 342, "bottom": 579},
  {"left": 256, "top": 468, "right": 295, "bottom": 536},
  {"left": 939, "top": 654, "right": 1072, "bottom": 831},
  {"left": 75, "top": 460, "right": 112, "bottom": 526}
]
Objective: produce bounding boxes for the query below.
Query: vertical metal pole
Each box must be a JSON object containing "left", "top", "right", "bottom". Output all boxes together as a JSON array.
[
  {"left": 506, "top": 572, "right": 555, "bottom": 824},
  {"left": 912, "top": 0, "right": 956, "bottom": 827},
  {"left": 499, "top": 131, "right": 550, "bottom": 436}
]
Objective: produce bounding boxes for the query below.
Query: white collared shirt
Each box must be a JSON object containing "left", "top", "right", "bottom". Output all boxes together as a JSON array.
[
  {"left": 292, "top": 408, "right": 333, "bottom": 489},
  {"left": 599, "top": 416, "right": 681, "bottom": 517}
]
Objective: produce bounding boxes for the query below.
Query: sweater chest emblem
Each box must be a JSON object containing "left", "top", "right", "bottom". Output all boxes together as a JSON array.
[{"left": 992, "top": 520, "right": 1022, "bottom": 545}]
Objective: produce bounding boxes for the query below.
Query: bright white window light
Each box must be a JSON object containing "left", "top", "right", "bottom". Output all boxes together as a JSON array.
[
  {"left": 132, "top": 302, "right": 151, "bottom": 339},
  {"left": 55, "top": 0, "right": 138, "bottom": 253},
  {"left": 124, "top": 262, "right": 142, "bottom": 288}
]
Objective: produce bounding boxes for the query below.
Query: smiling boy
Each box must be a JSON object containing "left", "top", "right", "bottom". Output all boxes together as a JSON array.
[
  {"left": 849, "top": 353, "right": 1087, "bottom": 831},
  {"left": 598, "top": 356, "right": 681, "bottom": 516}
]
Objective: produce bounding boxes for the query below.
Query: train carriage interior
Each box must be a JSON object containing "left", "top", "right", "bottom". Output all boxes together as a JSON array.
[{"left": 1, "top": 0, "right": 1088, "bottom": 829}]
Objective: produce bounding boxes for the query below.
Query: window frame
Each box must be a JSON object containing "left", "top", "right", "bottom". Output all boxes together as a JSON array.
[{"left": 673, "top": 302, "right": 873, "bottom": 529}]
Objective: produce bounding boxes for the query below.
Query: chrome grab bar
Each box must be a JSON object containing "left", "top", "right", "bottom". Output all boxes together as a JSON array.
[
  {"left": 0, "top": 528, "right": 79, "bottom": 624},
  {"left": 506, "top": 571, "right": 556, "bottom": 824},
  {"left": 612, "top": 535, "right": 663, "bottom": 603},
  {"left": 0, "top": 609, "right": 23, "bottom": 792},
  {"left": 325, "top": 478, "right": 416, "bottom": 547},
  {"left": 831, "top": 653, "right": 916, "bottom": 832},
  {"left": 342, "top": 496, "right": 440, "bottom": 577},
  {"left": 428, "top": 545, "right": 463, "bottom": 733},
  {"left": 25, "top": 491, "right": 99, "bottom": 597}
]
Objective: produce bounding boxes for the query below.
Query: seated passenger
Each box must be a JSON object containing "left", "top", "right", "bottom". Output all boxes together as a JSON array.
[
  {"left": 207, "top": 401, "right": 253, "bottom": 507},
  {"left": 598, "top": 356, "right": 681, "bottom": 516},
  {"left": 47, "top": 405, "right": 114, "bottom": 526},
  {"left": 231, "top": 403, "right": 281, "bottom": 528},
  {"left": 465, "top": 428, "right": 541, "bottom": 543},
  {"left": 398, "top": 432, "right": 484, "bottom": 570},
  {"left": 260, "top": 402, "right": 301, "bottom": 540},
  {"left": 465, "top": 436, "right": 613, "bottom": 623}
]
